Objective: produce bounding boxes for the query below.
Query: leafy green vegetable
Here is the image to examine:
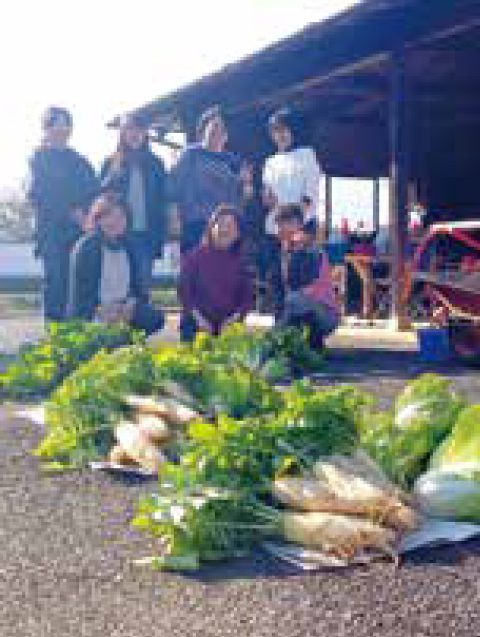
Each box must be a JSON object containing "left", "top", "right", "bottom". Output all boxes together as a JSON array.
[
  {"left": 0, "top": 321, "right": 137, "bottom": 400},
  {"left": 429, "top": 405, "right": 480, "bottom": 469},
  {"left": 35, "top": 344, "right": 156, "bottom": 466},
  {"left": 190, "top": 323, "right": 324, "bottom": 381},
  {"left": 414, "top": 465, "right": 480, "bottom": 522},
  {"left": 360, "top": 374, "right": 466, "bottom": 489},
  {"left": 132, "top": 488, "right": 264, "bottom": 568}
]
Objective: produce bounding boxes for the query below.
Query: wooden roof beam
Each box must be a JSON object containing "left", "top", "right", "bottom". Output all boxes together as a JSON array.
[{"left": 227, "top": 51, "right": 390, "bottom": 116}]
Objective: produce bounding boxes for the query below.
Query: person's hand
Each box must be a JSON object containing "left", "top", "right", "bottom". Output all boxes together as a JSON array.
[
  {"left": 119, "top": 298, "right": 136, "bottom": 323},
  {"left": 262, "top": 186, "right": 277, "bottom": 210},
  {"left": 71, "top": 208, "right": 84, "bottom": 226}
]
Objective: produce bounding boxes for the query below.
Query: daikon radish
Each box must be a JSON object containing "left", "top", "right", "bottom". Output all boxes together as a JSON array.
[
  {"left": 109, "top": 445, "right": 138, "bottom": 466},
  {"left": 114, "top": 422, "right": 166, "bottom": 472},
  {"left": 124, "top": 394, "right": 200, "bottom": 427},
  {"left": 124, "top": 395, "right": 166, "bottom": 416},
  {"left": 137, "top": 414, "right": 172, "bottom": 444},
  {"left": 157, "top": 380, "right": 199, "bottom": 408},
  {"left": 160, "top": 399, "right": 201, "bottom": 427},
  {"left": 272, "top": 475, "right": 417, "bottom": 531},
  {"left": 313, "top": 454, "right": 418, "bottom": 531},
  {"left": 280, "top": 511, "right": 397, "bottom": 560},
  {"left": 272, "top": 477, "right": 336, "bottom": 511}
]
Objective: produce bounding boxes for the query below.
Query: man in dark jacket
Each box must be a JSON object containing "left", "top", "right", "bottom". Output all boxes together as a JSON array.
[
  {"left": 26, "top": 106, "right": 98, "bottom": 322},
  {"left": 100, "top": 113, "right": 168, "bottom": 297}
]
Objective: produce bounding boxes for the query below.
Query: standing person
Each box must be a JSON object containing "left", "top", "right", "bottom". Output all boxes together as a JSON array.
[
  {"left": 170, "top": 105, "right": 244, "bottom": 255},
  {"left": 178, "top": 205, "right": 254, "bottom": 342},
  {"left": 100, "top": 113, "right": 168, "bottom": 297},
  {"left": 240, "top": 158, "right": 284, "bottom": 317},
  {"left": 68, "top": 192, "right": 164, "bottom": 336},
  {"left": 263, "top": 105, "right": 325, "bottom": 237},
  {"left": 26, "top": 106, "right": 98, "bottom": 322}
]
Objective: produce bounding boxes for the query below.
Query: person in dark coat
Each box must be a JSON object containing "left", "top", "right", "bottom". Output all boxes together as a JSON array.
[
  {"left": 68, "top": 192, "right": 164, "bottom": 336},
  {"left": 169, "top": 105, "right": 244, "bottom": 255},
  {"left": 178, "top": 204, "right": 254, "bottom": 342},
  {"left": 100, "top": 113, "right": 168, "bottom": 297},
  {"left": 26, "top": 106, "right": 98, "bottom": 321}
]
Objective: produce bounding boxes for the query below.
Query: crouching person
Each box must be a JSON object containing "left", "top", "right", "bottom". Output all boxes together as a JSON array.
[
  {"left": 178, "top": 204, "right": 254, "bottom": 342},
  {"left": 276, "top": 204, "right": 340, "bottom": 350},
  {"left": 68, "top": 192, "right": 164, "bottom": 336}
]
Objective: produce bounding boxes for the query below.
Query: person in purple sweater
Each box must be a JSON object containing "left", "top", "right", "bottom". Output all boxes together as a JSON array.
[{"left": 178, "top": 204, "right": 255, "bottom": 342}]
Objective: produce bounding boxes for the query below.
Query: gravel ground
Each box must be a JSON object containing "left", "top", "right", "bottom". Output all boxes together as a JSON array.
[{"left": 2, "top": 320, "right": 480, "bottom": 636}]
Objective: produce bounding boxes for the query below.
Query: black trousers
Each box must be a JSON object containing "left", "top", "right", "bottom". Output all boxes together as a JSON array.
[{"left": 41, "top": 242, "right": 72, "bottom": 322}]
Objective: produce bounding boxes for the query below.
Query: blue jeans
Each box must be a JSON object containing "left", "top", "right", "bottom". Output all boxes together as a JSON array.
[{"left": 278, "top": 291, "right": 339, "bottom": 349}]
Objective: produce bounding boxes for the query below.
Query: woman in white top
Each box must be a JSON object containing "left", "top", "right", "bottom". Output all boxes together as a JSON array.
[{"left": 262, "top": 106, "right": 325, "bottom": 236}]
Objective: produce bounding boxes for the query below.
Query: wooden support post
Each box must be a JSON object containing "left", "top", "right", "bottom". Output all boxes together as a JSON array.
[
  {"left": 389, "top": 51, "right": 411, "bottom": 331},
  {"left": 325, "top": 174, "right": 332, "bottom": 240},
  {"left": 373, "top": 178, "right": 380, "bottom": 233}
]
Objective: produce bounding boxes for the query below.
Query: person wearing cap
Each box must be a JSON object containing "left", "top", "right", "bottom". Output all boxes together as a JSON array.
[
  {"left": 68, "top": 191, "right": 164, "bottom": 336},
  {"left": 26, "top": 106, "right": 98, "bottom": 322},
  {"left": 100, "top": 113, "right": 167, "bottom": 297},
  {"left": 169, "top": 105, "right": 244, "bottom": 255},
  {"left": 262, "top": 106, "right": 325, "bottom": 237}
]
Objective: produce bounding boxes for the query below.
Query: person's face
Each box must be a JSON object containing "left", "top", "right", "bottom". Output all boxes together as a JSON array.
[
  {"left": 270, "top": 123, "right": 293, "bottom": 152},
  {"left": 204, "top": 115, "right": 228, "bottom": 152},
  {"left": 99, "top": 205, "right": 127, "bottom": 239},
  {"left": 278, "top": 218, "right": 303, "bottom": 245},
  {"left": 240, "top": 161, "right": 253, "bottom": 185},
  {"left": 211, "top": 214, "right": 238, "bottom": 249},
  {"left": 45, "top": 123, "right": 72, "bottom": 147},
  {"left": 122, "top": 124, "right": 147, "bottom": 150}
]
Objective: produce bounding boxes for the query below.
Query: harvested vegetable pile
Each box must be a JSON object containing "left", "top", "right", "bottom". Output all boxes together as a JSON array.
[
  {"left": 24, "top": 324, "right": 322, "bottom": 469},
  {"left": 6, "top": 319, "right": 480, "bottom": 571}
]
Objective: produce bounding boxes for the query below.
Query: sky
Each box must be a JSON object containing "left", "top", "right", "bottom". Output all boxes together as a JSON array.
[{"left": 0, "top": 0, "right": 359, "bottom": 192}]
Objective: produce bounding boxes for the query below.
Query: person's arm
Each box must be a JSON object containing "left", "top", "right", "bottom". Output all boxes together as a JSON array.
[
  {"left": 262, "top": 157, "right": 278, "bottom": 210},
  {"left": 151, "top": 155, "right": 168, "bottom": 255},
  {"left": 68, "top": 235, "right": 101, "bottom": 320},
  {"left": 302, "top": 252, "right": 338, "bottom": 312},
  {"left": 302, "top": 148, "right": 322, "bottom": 220},
  {"left": 169, "top": 149, "right": 193, "bottom": 222},
  {"left": 230, "top": 259, "right": 255, "bottom": 321},
  {"left": 99, "top": 155, "right": 127, "bottom": 193},
  {"left": 178, "top": 250, "right": 213, "bottom": 333},
  {"left": 74, "top": 157, "right": 99, "bottom": 226}
]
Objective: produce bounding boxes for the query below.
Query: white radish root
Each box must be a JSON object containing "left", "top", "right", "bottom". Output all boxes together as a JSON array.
[
  {"left": 124, "top": 394, "right": 200, "bottom": 427},
  {"left": 281, "top": 511, "right": 398, "bottom": 561},
  {"left": 136, "top": 414, "right": 172, "bottom": 444},
  {"left": 109, "top": 445, "right": 138, "bottom": 466},
  {"left": 114, "top": 422, "right": 166, "bottom": 473},
  {"left": 313, "top": 453, "right": 418, "bottom": 532}
]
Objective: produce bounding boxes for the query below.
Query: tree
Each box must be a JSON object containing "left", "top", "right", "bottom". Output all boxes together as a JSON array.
[{"left": 0, "top": 188, "right": 34, "bottom": 241}]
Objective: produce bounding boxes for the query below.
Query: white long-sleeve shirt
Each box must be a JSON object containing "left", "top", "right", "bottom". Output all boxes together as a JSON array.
[{"left": 263, "top": 146, "right": 325, "bottom": 235}]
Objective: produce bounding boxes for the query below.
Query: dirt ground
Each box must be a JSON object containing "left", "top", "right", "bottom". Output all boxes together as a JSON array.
[{"left": 1, "top": 322, "right": 480, "bottom": 637}]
